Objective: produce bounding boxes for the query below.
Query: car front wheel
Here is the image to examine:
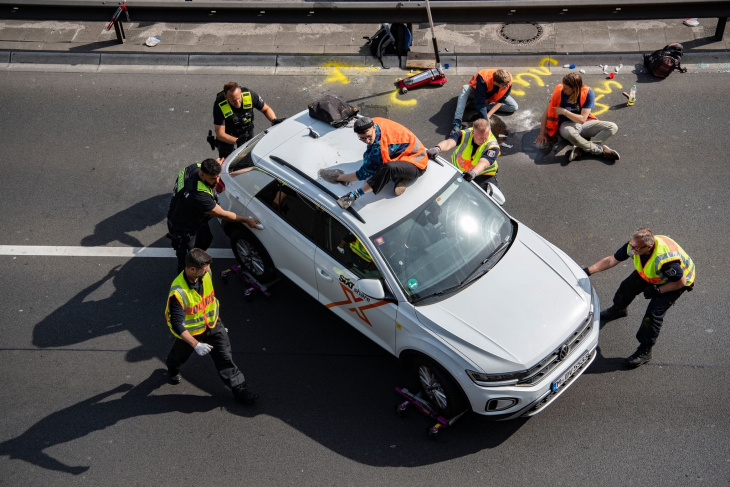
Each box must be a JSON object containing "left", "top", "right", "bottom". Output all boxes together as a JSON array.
[
  {"left": 412, "top": 356, "right": 468, "bottom": 418},
  {"left": 230, "top": 228, "right": 276, "bottom": 283}
]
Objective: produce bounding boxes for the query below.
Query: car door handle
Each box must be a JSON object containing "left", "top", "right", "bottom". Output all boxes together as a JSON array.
[
  {"left": 317, "top": 267, "right": 333, "bottom": 281},
  {"left": 230, "top": 191, "right": 242, "bottom": 201}
]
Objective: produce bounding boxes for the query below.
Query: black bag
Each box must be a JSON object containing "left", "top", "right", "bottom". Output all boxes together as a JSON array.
[
  {"left": 308, "top": 95, "right": 359, "bottom": 128},
  {"left": 364, "top": 23, "right": 411, "bottom": 68},
  {"left": 644, "top": 43, "right": 688, "bottom": 78}
]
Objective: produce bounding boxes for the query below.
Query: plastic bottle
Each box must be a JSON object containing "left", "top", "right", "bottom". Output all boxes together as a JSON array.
[{"left": 627, "top": 84, "right": 636, "bottom": 106}]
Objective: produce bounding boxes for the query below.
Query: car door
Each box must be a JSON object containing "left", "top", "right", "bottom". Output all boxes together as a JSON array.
[{"left": 313, "top": 212, "right": 398, "bottom": 353}]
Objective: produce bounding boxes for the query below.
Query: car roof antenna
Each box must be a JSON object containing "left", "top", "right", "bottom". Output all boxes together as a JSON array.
[{"left": 307, "top": 126, "right": 320, "bottom": 139}]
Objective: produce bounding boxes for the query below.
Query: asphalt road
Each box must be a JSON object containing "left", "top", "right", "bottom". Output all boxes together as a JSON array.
[{"left": 1, "top": 60, "right": 729, "bottom": 486}]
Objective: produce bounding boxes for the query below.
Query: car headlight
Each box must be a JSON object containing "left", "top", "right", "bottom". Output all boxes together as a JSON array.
[{"left": 466, "top": 369, "right": 529, "bottom": 387}]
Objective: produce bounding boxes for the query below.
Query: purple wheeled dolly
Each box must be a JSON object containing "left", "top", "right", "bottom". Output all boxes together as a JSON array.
[
  {"left": 220, "top": 265, "right": 274, "bottom": 299},
  {"left": 395, "top": 387, "right": 467, "bottom": 439}
]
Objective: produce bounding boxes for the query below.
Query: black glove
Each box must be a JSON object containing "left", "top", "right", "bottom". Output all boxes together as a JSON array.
[
  {"left": 463, "top": 170, "right": 476, "bottom": 182},
  {"left": 236, "top": 134, "right": 249, "bottom": 147},
  {"left": 643, "top": 285, "right": 661, "bottom": 299},
  {"left": 582, "top": 267, "right": 591, "bottom": 276},
  {"left": 271, "top": 118, "right": 286, "bottom": 125}
]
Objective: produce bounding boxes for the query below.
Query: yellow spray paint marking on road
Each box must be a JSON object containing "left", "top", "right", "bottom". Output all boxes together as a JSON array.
[
  {"left": 511, "top": 57, "right": 558, "bottom": 96},
  {"left": 390, "top": 89, "right": 417, "bottom": 106},
  {"left": 592, "top": 80, "right": 623, "bottom": 116},
  {"left": 323, "top": 62, "right": 379, "bottom": 84}
]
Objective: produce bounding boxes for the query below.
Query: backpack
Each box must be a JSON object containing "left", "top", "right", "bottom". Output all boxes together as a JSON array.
[
  {"left": 644, "top": 43, "right": 688, "bottom": 78},
  {"left": 364, "top": 23, "right": 411, "bottom": 68},
  {"left": 308, "top": 95, "right": 359, "bottom": 128}
]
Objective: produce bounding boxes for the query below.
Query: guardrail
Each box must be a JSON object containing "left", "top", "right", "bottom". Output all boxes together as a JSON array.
[{"left": 1, "top": 0, "right": 728, "bottom": 40}]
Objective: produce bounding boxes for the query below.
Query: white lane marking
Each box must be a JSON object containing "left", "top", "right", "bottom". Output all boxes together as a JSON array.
[{"left": 0, "top": 246, "right": 235, "bottom": 258}]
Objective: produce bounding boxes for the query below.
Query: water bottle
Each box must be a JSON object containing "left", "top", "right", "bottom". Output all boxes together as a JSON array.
[{"left": 628, "top": 85, "right": 636, "bottom": 106}]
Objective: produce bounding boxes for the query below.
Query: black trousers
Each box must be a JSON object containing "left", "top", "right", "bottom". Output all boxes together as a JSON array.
[
  {"left": 367, "top": 161, "right": 425, "bottom": 195},
  {"left": 217, "top": 127, "right": 253, "bottom": 159},
  {"left": 610, "top": 271, "right": 688, "bottom": 348},
  {"left": 167, "top": 220, "right": 213, "bottom": 274},
  {"left": 166, "top": 321, "right": 246, "bottom": 390}
]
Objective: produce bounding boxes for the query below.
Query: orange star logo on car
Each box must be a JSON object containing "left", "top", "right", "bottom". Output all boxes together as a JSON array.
[{"left": 326, "top": 283, "right": 389, "bottom": 326}]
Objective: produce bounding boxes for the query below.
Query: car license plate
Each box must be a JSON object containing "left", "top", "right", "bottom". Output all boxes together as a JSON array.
[{"left": 551, "top": 350, "right": 591, "bottom": 393}]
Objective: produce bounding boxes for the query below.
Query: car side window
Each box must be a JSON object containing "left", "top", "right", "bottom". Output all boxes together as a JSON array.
[
  {"left": 256, "top": 180, "right": 319, "bottom": 241},
  {"left": 322, "top": 214, "right": 381, "bottom": 280}
]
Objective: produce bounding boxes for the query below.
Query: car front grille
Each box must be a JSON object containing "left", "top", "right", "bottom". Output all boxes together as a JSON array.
[{"left": 516, "top": 314, "right": 593, "bottom": 386}]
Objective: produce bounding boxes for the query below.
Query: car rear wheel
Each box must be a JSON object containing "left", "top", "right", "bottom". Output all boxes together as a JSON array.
[
  {"left": 230, "top": 228, "right": 276, "bottom": 283},
  {"left": 412, "top": 356, "right": 468, "bottom": 418}
]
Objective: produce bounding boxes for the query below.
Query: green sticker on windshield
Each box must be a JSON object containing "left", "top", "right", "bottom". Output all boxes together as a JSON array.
[{"left": 407, "top": 279, "right": 418, "bottom": 290}]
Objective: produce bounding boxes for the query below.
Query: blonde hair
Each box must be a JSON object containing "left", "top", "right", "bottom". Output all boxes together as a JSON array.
[
  {"left": 632, "top": 227, "right": 655, "bottom": 247},
  {"left": 473, "top": 118, "right": 491, "bottom": 132},
  {"left": 562, "top": 73, "right": 583, "bottom": 104}
]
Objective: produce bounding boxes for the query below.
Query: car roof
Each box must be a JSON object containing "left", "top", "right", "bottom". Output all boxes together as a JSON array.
[{"left": 251, "top": 109, "right": 460, "bottom": 236}]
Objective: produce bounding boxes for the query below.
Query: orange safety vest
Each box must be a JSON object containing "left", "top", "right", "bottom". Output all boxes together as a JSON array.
[
  {"left": 467, "top": 69, "right": 511, "bottom": 103},
  {"left": 545, "top": 84, "right": 597, "bottom": 137},
  {"left": 373, "top": 117, "right": 429, "bottom": 170}
]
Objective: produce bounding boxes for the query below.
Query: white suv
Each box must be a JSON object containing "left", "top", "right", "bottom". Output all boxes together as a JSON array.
[{"left": 217, "top": 110, "right": 599, "bottom": 419}]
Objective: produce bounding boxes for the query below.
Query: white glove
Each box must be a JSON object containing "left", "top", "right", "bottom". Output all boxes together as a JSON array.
[
  {"left": 337, "top": 246, "right": 345, "bottom": 254},
  {"left": 426, "top": 146, "right": 441, "bottom": 158},
  {"left": 194, "top": 342, "right": 213, "bottom": 356}
]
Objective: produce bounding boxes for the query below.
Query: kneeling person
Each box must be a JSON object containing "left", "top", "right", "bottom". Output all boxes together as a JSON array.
[
  {"left": 427, "top": 118, "right": 501, "bottom": 190},
  {"left": 335, "top": 117, "right": 428, "bottom": 209}
]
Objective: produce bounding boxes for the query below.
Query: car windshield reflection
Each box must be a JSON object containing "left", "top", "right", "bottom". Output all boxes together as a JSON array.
[{"left": 372, "top": 175, "right": 514, "bottom": 304}]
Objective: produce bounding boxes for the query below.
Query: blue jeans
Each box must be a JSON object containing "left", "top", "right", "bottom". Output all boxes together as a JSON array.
[{"left": 453, "top": 84, "right": 519, "bottom": 122}]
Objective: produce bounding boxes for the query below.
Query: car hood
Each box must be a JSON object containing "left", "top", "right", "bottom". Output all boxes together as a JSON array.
[{"left": 415, "top": 225, "right": 591, "bottom": 371}]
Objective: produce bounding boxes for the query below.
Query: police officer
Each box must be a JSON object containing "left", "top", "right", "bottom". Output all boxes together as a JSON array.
[
  {"left": 167, "top": 158, "right": 260, "bottom": 273},
  {"left": 584, "top": 227, "right": 696, "bottom": 367},
  {"left": 427, "top": 118, "right": 501, "bottom": 190},
  {"left": 214, "top": 81, "right": 282, "bottom": 159},
  {"left": 166, "top": 248, "right": 258, "bottom": 404}
]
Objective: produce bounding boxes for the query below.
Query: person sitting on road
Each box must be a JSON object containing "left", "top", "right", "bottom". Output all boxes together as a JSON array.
[
  {"left": 333, "top": 117, "right": 429, "bottom": 210},
  {"left": 451, "top": 69, "right": 518, "bottom": 135},
  {"left": 427, "top": 118, "right": 502, "bottom": 189},
  {"left": 213, "top": 81, "right": 283, "bottom": 160},
  {"left": 534, "top": 72, "right": 620, "bottom": 162}
]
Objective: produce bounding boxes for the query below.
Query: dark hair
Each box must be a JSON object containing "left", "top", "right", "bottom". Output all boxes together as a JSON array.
[
  {"left": 200, "top": 158, "right": 222, "bottom": 176},
  {"left": 223, "top": 81, "right": 240, "bottom": 94},
  {"left": 186, "top": 248, "right": 212, "bottom": 269}
]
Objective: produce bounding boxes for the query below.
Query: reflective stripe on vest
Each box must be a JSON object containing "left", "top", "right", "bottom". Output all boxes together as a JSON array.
[
  {"left": 451, "top": 128, "right": 500, "bottom": 176},
  {"left": 350, "top": 238, "right": 373, "bottom": 263},
  {"left": 545, "top": 84, "right": 597, "bottom": 137},
  {"left": 631, "top": 235, "right": 696, "bottom": 286},
  {"left": 218, "top": 91, "right": 253, "bottom": 118},
  {"left": 467, "top": 69, "right": 510, "bottom": 103},
  {"left": 373, "top": 117, "right": 428, "bottom": 170},
  {"left": 165, "top": 271, "right": 220, "bottom": 338}
]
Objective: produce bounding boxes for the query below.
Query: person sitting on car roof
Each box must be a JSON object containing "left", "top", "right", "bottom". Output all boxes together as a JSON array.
[{"left": 334, "top": 117, "right": 428, "bottom": 209}]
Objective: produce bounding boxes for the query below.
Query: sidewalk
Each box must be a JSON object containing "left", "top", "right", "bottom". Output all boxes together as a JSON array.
[{"left": 1, "top": 17, "right": 728, "bottom": 71}]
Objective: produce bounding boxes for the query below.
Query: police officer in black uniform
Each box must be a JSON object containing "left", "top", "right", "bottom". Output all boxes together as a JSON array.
[
  {"left": 213, "top": 81, "right": 282, "bottom": 159},
  {"left": 167, "top": 158, "right": 261, "bottom": 273}
]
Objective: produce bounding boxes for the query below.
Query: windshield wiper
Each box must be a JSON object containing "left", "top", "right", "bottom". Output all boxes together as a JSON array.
[{"left": 429, "top": 236, "right": 512, "bottom": 298}]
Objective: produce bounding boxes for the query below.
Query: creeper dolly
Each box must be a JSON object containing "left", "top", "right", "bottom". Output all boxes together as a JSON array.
[
  {"left": 220, "top": 265, "right": 275, "bottom": 299},
  {"left": 395, "top": 386, "right": 467, "bottom": 439}
]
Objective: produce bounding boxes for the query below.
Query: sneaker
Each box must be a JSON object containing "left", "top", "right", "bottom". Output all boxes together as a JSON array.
[
  {"left": 602, "top": 145, "right": 620, "bottom": 161},
  {"left": 337, "top": 192, "right": 356, "bottom": 209},
  {"left": 168, "top": 369, "right": 182, "bottom": 385},
  {"left": 233, "top": 383, "right": 259, "bottom": 405},
  {"left": 626, "top": 346, "right": 652, "bottom": 368},
  {"left": 449, "top": 120, "right": 462, "bottom": 136},
  {"left": 683, "top": 18, "right": 700, "bottom": 27},
  {"left": 394, "top": 178, "right": 408, "bottom": 196},
  {"left": 599, "top": 306, "right": 628, "bottom": 323},
  {"left": 568, "top": 146, "right": 583, "bottom": 162}
]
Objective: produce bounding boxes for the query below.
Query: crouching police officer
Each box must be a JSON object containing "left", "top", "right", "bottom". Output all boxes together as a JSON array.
[
  {"left": 166, "top": 248, "right": 258, "bottom": 404},
  {"left": 213, "top": 81, "right": 283, "bottom": 159},
  {"left": 167, "top": 158, "right": 260, "bottom": 274}
]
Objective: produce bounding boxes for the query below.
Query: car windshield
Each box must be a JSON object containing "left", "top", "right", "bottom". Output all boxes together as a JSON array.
[
  {"left": 228, "top": 132, "right": 265, "bottom": 173},
  {"left": 372, "top": 175, "right": 514, "bottom": 304}
]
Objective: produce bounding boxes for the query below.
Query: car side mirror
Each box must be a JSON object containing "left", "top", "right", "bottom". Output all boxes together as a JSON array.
[
  {"left": 486, "top": 183, "right": 505, "bottom": 206},
  {"left": 357, "top": 279, "right": 385, "bottom": 300}
]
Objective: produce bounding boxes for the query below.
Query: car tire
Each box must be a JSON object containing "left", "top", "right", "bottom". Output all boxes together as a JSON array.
[
  {"left": 411, "top": 356, "right": 468, "bottom": 418},
  {"left": 229, "top": 228, "right": 276, "bottom": 283}
]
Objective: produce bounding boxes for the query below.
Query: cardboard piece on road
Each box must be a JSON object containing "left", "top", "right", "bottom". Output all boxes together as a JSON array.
[{"left": 405, "top": 52, "right": 436, "bottom": 69}]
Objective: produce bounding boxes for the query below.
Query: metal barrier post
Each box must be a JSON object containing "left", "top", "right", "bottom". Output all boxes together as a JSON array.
[
  {"left": 715, "top": 17, "right": 727, "bottom": 41},
  {"left": 114, "top": 18, "right": 125, "bottom": 43}
]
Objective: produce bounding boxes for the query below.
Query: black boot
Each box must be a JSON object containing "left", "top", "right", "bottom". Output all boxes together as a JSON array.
[
  {"left": 626, "top": 345, "right": 652, "bottom": 368},
  {"left": 600, "top": 306, "right": 628, "bottom": 323},
  {"left": 233, "top": 383, "right": 259, "bottom": 405},
  {"left": 168, "top": 368, "right": 182, "bottom": 385}
]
